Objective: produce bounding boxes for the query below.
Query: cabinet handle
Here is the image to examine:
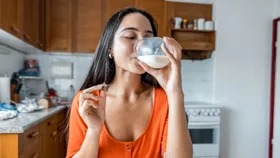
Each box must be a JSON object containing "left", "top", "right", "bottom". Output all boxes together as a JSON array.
[
  {"left": 48, "top": 120, "right": 56, "bottom": 125},
  {"left": 23, "top": 33, "right": 32, "bottom": 41},
  {"left": 28, "top": 131, "right": 39, "bottom": 138},
  {"left": 31, "top": 153, "right": 39, "bottom": 158},
  {"left": 51, "top": 130, "right": 58, "bottom": 137},
  {"left": 37, "top": 42, "right": 43, "bottom": 48},
  {"left": 9, "top": 25, "right": 20, "bottom": 34}
]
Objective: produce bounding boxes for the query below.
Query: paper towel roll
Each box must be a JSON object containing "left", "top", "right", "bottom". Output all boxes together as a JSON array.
[{"left": 0, "top": 77, "right": 10, "bottom": 103}]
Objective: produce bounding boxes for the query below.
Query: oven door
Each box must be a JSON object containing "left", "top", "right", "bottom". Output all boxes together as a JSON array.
[{"left": 188, "top": 122, "right": 220, "bottom": 157}]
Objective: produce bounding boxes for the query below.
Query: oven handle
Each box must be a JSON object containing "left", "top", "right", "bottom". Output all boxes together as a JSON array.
[{"left": 188, "top": 122, "right": 220, "bottom": 126}]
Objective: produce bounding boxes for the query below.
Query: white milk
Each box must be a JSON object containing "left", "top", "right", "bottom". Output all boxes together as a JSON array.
[{"left": 137, "top": 55, "right": 170, "bottom": 69}]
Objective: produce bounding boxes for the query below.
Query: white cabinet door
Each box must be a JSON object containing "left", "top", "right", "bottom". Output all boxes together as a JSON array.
[{"left": 273, "top": 20, "right": 280, "bottom": 158}]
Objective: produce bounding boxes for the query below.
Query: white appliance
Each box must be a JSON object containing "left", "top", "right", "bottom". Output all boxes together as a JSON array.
[{"left": 185, "top": 102, "right": 222, "bottom": 158}]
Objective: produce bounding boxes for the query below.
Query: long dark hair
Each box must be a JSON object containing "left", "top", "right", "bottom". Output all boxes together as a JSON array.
[{"left": 80, "top": 7, "right": 160, "bottom": 90}]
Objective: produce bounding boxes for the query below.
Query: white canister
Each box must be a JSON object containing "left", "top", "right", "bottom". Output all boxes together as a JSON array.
[
  {"left": 0, "top": 77, "right": 11, "bottom": 103},
  {"left": 205, "top": 21, "right": 214, "bottom": 30},
  {"left": 198, "top": 18, "right": 205, "bottom": 30}
]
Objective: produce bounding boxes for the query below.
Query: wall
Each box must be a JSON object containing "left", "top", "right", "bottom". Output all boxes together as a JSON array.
[
  {"left": 0, "top": 48, "right": 25, "bottom": 77},
  {"left": 273, "top": 0, "right": 280, "bottom": 18},
  {"left": 213, "top": 0, "right": 273, "bottom": 158},
  {"left": 25, "top": 53, "right": 94, "bottom": 97}
]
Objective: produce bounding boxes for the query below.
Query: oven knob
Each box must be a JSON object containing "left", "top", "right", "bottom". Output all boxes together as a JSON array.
[
  {"left": 203, "top": 112, "right": 208, "bottom": 116},
  {"left": 209, "top": 112, "right": 214, "bottom": 116},
  {"left": 214, "top": 112, "right": 219, "bottom": 116},
  {"left": 192, "top": 112, "right": 197, "bottom": 116}
]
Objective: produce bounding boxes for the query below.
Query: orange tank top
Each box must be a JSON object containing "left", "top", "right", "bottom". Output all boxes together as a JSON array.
[{"left": 66, "top": 87, "right": 169, "bottom": 158}]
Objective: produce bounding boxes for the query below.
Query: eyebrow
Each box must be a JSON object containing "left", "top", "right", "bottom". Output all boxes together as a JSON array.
[{"left": 121, "top": 27, "right": 153, "bottom": 34}]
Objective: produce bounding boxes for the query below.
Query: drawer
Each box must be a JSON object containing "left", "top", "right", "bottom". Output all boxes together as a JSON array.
[
  {"left": 42, "top": 114, "right": 58, "bottom": 133},
  {"left": 19, "top": 143, "right": 40, "bottom": 158},
  {"left": 19, "top": 125, "right": 41, "bottom": 154}
]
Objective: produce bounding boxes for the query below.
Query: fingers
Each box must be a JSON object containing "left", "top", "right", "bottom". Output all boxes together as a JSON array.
[
  {"left": 163, "top": 37, "right": 182, "bottom": 60},
  {"left": 161, "top": 43, "right": 176, "bottom": 64},
  {"left": 83, "top": 83, "right": 107, "bottom": 93}
]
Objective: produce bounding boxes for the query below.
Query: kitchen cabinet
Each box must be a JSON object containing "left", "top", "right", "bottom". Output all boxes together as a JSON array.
[
  {"left": 0, "top": 108, "right": 67, "bottom": 158},
  {"left": 36, "top": 0, "right": 46, "bottom": 50},
  {"left": 45, "top": 0, "right": 73, "bottom": 52},
  {"left": 166, "top": 2, "right": 215, "bottom": 60},
  {"left": 22, "top": 0, "right": 37, "bottom": 46},
  {"left": 0, "top": 0, "right": 21, "bottom": 38},
  {"left": 137, "top": 0, "right": 166, "bottom": 37},
  {"left": 72, "top": 0, "right": 103, "bottom": 53},
  {"left": 103, "top": 0, "right": 136, "bottom": 23}
]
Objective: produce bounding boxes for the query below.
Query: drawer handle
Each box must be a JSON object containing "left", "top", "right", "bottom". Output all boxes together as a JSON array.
[
  {"left": 37, "top": 42, "right": 43, "bottom": 48},
  {"left": 48, "top": 120, "right": 56, "bottom": 125},
  {"left": 31, "top": 153, "right": 39, "bottom": 158},
  {"left": 10, "top": 25, "right": 20, "bottom": 34},
  {"left": 51, "top": 130, "right": 58, "bottom": 137},
  {"left": 23, "top": 33, "right": 32, "bottom": 41},
  {"left": 28, "top": 132, "right": 39, "bottom": 138}
]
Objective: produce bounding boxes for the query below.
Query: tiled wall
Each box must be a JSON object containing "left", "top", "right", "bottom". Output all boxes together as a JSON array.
[
  {"left": 26, "top": 53, "right": 94, "bottom": 98},
  {"left": 0, "top": 50, "right": 25, "bottom": 77},
  {"left": 26, "top": 53, "right": 214, "bottom": 102}
]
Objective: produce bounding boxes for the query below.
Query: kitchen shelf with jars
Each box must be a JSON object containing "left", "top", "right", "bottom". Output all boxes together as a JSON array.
[{"left": 165, "top": 2, "right": 216, "bottom": 60}]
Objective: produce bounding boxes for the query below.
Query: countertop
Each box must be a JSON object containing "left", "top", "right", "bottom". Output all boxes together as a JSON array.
[{"left": 0, "top": 105, "right": 68, "bottom": 134}]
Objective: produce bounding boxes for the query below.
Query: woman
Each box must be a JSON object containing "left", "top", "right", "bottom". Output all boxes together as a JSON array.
[{"left": 66, "top": 7, "right": 193, "bottom": 158}]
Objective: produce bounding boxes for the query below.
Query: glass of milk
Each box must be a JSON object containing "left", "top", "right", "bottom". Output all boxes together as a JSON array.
[{"left": 135, "top": 37, "right": 171, "bottom": 69}]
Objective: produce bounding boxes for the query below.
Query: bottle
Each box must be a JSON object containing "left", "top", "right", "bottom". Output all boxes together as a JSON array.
[{"left": 68, "top": 85, "right": 75, "bottom": 101}]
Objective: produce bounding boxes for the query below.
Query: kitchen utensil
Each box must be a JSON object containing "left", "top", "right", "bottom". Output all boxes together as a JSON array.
[
  {"left": 205, "top": 21, "right": 214, "bottom": 30},
  {"left": 198, "top": 18, "right": 205, "bottom": 30},
  {"left": 173, "top": 17, "right": 182, "bottom": 29}
]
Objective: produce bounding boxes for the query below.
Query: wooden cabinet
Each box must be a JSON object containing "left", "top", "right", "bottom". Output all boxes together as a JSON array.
[
  {"left": 72, "top": 0, "right": 103, "bottom": 53},
  {"left": 0, "top": 109, "right": 67, "bottom": 158},
  {"left": 103, "top": 0, "right": 136, "bottom": 23},
  {"left": 36, "top": 0, "right": 46, "bottom": 50},
  {"left": 137, "top": 0, "right": 166, "bottom": 37},
  {"left": 0, "top": 0, "right": 21, "bottom": 37},
  {"left": 45, "top": 0, "right": 73, "bottom": 52},
  {"left": 22, "top": 0, "right": 37, "bottom": 46},
  {"left": 166, "top": 2, "right": 215, "bottom": 60}
]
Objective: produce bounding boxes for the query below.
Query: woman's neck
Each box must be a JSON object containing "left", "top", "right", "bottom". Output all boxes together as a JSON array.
[{"left": 109, "top": 70, "right": 147, "bottom": 96}]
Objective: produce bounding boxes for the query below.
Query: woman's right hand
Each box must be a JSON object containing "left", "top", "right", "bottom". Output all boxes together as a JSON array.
[{"left": 78, "top": 83, "right": 108, "bottom": 133}]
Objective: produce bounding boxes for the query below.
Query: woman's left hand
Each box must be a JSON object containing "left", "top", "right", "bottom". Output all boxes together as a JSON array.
[{"left": 138, "top": 37, "right": 183, "bottom": 94}]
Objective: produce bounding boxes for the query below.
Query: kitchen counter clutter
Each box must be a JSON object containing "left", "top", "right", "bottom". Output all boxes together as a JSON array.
[{"left": 0, "top": 105, "right": 67, "bottom": 133}]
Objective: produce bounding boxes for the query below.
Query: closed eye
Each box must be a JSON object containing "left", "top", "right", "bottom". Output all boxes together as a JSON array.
[{"left": 126, "top": 36, "right": 137, "bottom": 40}]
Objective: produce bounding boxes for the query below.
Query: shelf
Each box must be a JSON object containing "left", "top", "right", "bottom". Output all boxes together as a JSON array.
[
  {"left": 171, "top": 29, "right": 215, "bottom": 33},
  {"left": 178, "top": 41, "right": 215, "bottom": 51},
  {"left": 19, "top": 76, "right": 44, "bottom": 80}
]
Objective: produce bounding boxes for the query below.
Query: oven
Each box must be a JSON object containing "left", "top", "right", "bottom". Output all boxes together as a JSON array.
[
  {"left": 185, "top": 103, "right": 222, "bottom": 158},
  {"left": 189, "top": 121, "right": 220, "bottom": 158}
]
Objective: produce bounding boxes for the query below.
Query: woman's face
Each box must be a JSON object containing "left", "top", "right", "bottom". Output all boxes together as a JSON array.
[{"left": 111, "top": 13, "right": 154, "bottom": 74}]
